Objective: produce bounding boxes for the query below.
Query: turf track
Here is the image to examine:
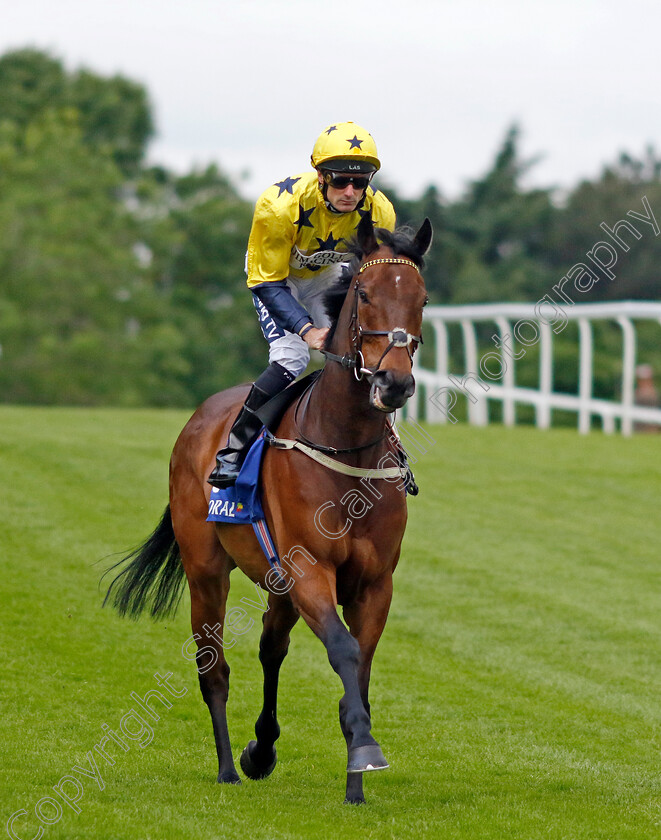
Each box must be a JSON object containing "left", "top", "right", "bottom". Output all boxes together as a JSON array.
[{"left": 1, "top": 406, "right": 660, "bottom": 840}]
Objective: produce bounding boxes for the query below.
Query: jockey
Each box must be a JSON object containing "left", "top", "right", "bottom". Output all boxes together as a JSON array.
[{"left": 208, "top": 121, "right": 397, "bottom": 489}]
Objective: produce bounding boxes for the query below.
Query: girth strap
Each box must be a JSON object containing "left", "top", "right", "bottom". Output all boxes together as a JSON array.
[{"left": 266, "top": 433, "right": 405, "bottom": 480}]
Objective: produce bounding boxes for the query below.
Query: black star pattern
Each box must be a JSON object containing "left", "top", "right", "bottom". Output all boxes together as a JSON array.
[
  {"left": 315, "top": 232, "right": 342, "bottom": 251},
  {"left": 273, "top": 176, "right": 300, "bottom": 197},
  {"left": 295, "top": 204, "right": 315, "bottom": 232},
  {"left": 356, "top": 208, "right": 372, "bottom": 226},
  {"left": 347, "top": 135, "right": 363, "bottom": 150},
  {"left": 325, "top": 125, "right": 338, "bottom": 135}
]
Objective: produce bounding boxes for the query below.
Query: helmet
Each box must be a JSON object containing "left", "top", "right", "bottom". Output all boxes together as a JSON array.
[{"left": 311, "top": 121, "right": 381, "bottom": 173}]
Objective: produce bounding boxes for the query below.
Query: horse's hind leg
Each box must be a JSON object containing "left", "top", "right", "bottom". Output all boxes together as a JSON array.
[
  {"left": 180, "top": 529, "right": 240, "bottom": 784},
  {"left": 241, "top": 593, "right": 299, "bottom": 780}
]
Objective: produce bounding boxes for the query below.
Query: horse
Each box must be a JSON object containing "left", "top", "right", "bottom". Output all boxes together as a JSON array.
[{"left": 104, "top": 214, "right": 432, "bottom": 804}]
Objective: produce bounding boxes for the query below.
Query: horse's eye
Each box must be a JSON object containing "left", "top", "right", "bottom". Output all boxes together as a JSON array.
[
  {"left": 358, "top": 289, "right": 369, "bottom": 303},
  {"left": 423, "top": 296, "right": 429, "bottom": 307}
]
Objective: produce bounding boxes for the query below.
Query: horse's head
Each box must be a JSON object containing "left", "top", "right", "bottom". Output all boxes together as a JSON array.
[{"left": 324, "top": 215, "right": 432, "bottom": 412}]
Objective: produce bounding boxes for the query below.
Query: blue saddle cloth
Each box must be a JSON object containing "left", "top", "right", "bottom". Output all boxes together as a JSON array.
[
  {"left": 207, "top": 430, "right": 267, "bottom": 524},
  {"left": 206, "top": 430, "right": 279, "bottom": 569},
  {"left": 205, "top": 371, "right": 323, "bottom": 569}
]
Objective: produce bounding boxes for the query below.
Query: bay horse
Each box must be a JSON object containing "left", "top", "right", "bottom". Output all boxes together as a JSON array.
[{"left": 104, "top": 214, "right": 432, "bottom": 804}]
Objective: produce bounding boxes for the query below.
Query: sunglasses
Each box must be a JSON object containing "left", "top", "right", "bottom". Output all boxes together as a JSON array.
[{"left": 323, "top": 172, "right": 372, "bottom": 190}]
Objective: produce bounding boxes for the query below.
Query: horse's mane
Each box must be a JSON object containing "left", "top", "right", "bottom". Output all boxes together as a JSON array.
[{"left": 323, "top": 225, "right": 427, "bottom": 346}]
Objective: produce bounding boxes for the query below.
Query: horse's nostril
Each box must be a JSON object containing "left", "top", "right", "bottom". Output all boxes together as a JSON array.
[{"left": 371, "top": 370, "right": 393, "bottom": 389}]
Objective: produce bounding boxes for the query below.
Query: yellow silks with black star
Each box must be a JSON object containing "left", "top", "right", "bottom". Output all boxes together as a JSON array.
[{"left": 246, "top": 172, "right": 396, "bottom": 288}]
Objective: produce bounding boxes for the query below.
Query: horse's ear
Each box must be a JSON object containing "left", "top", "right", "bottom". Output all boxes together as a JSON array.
[
  {"left": 357, "top": 213, "right": 378, "bottom": 256},
  {"left": 413, "top": 218, "right": 433, "bottom": 256}
]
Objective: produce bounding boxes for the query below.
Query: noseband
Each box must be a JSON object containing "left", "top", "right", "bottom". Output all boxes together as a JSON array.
[{"left": 321, "top": 257, "right": 424, "bottom": 380}]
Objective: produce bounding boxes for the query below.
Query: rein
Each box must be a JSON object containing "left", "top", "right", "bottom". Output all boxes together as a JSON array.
[
  {"left": 292, "top": 377, "right": 387, "bottom": 455},
  {"left": 267, "top": 376, "right": 404, "bottom": 479},
  {"left": 267, "top": 254, "right": 422, "bottom": 479}
]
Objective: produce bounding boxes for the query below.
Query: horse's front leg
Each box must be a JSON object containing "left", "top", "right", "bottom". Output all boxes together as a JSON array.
[
  {"left": 290, "top": 569, "right": 388, "bottom": 790},
  {"left": 240, "top": 592, "right": 299, "bottom": 780},
  {"left": 340, "top": 575, "right": 394, "bottom": 804}
]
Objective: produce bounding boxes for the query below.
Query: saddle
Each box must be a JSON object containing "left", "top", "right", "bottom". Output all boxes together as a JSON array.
[
  {"left": 254, "top": 369, "right": 321, "bottom": 431},
  {"left": 206, "top": 370, "right": 322, "bottom": 568}
]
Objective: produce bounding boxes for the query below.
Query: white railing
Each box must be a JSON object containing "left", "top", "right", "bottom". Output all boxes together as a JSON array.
[{"left": 406, "top": 301, "right": 661, "bottom": 435}]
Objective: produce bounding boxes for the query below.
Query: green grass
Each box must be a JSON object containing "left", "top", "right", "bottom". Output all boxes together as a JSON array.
[{"left": 1, "top": 406, "right": 660, "bottom": 839}]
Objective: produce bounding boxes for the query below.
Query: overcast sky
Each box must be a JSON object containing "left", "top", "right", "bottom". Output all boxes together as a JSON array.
[{"left": 3, "top": 0, "right": 660, "bottom": 202}]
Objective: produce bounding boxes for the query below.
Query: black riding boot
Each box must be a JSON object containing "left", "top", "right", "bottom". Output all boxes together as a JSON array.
[{"left": 208, "top": 363, "right": 294, "bottom": 489}]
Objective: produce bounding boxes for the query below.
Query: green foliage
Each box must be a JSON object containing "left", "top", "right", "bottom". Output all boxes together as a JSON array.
[
  {"left": 388, "top": 128, "right": 661, "bottom": 399},
  {"left": 0, "top": 48, "right": 154, "bottom": 175},
  {"left": 390, "top": 125, "right": 556, "bottom": 304},
  {"left": 0, "top": 110, "right": 145, "bottom": 404},
  {"left": 387, "top": 183, "right": 455, "bottom": 302},
  {"left": 68, "top": 68, "right": 154, "bottom": 176},
  {"left": 133, "top": 164, "right": 263, "bottom": 403},
  {"left": 545, "top": 147, "right": 661, "bottom": 301},
  {"left": 0, "top": 50, "right": 255, "bottom": 407},
  {"left": 0, "top": 48, "right": 68, "bottom": 127},
  {"left": 2, "top": 48, "right": 661, "bottom": 408}
]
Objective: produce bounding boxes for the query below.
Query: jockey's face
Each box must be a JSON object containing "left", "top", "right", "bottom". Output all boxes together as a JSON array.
[{"left": 318, "top": 170, "right": 366, "bottom": 213}]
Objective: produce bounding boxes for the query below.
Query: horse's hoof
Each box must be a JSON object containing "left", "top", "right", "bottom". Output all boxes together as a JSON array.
[
  {"left": 344, "top": 796, "right": 366, "bottom": 805},
  {"left": 240, "top": 740, "right": 277, "bottom": 780},
  {"left": 347, "top": 744, "right": 389, "bottom": 774},
  {"left": 217, "top": 770, "right": 242, "bottom": 784}
]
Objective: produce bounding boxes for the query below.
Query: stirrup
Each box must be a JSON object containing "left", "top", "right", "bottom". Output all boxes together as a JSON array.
[
  {"left": 395, "top": 448, "right": 419, "bottom": 496},
  {"left": 404, "top": 467, "right": 419, "bottom": 496}
]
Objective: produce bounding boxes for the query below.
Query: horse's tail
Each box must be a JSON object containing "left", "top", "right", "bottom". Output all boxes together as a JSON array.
[{"left": 102, "top": 504, "right": 186, "bottom": 620}]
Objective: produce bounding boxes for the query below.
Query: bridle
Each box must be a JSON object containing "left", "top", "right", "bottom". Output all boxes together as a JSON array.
[
  {"left": 320, "top": 257, "right": 424, "bottom": 381},
  {"left": 290, "top": 255, "right": 424, "bottom": 456}
]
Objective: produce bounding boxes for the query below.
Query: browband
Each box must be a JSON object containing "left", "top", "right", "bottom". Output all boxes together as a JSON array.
[{"left": 358, "top": 258, "right": 420, "bottom": 274}]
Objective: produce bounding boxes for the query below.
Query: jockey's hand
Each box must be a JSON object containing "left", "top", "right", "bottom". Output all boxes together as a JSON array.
[{"left": 302, "top": 326, "right": 330, "bottom": 350}]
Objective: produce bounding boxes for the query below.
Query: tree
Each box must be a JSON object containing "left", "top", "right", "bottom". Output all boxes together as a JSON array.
[
  {"left": 546, "top": 146, "right": 661, "bottom": 301},
  {"left": 0, "top": 49, "right": 67, "bottom": 128},
  {"left": 0, "top": 48, "right": 154, "bottom": 176},
  {"left": 0, "top": 48, "right": 255, "bottom": 406},
  {"left": 134, "top": 164, "right": 261, "bottom": 403},
  {"left": 0, "top": 110, "right": 184, "bottom": 405},
  {"left": 387, "top": 183, "right": 454, "bottom": 302},
  {"left": 69, "top": 68, "right": 154, "bottom": 175},
  {"left": 446, "top": 125, "right": 555, "bottom": 304}
]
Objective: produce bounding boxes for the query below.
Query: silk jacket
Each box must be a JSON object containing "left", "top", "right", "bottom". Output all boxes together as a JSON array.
[{"left": 246, "top": 171, "right": 396, "bottom": 288}]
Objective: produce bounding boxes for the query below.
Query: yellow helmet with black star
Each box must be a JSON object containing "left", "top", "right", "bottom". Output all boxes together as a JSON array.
[{"left": 311, "top": 122, "right": 381, "bottom": 173}]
